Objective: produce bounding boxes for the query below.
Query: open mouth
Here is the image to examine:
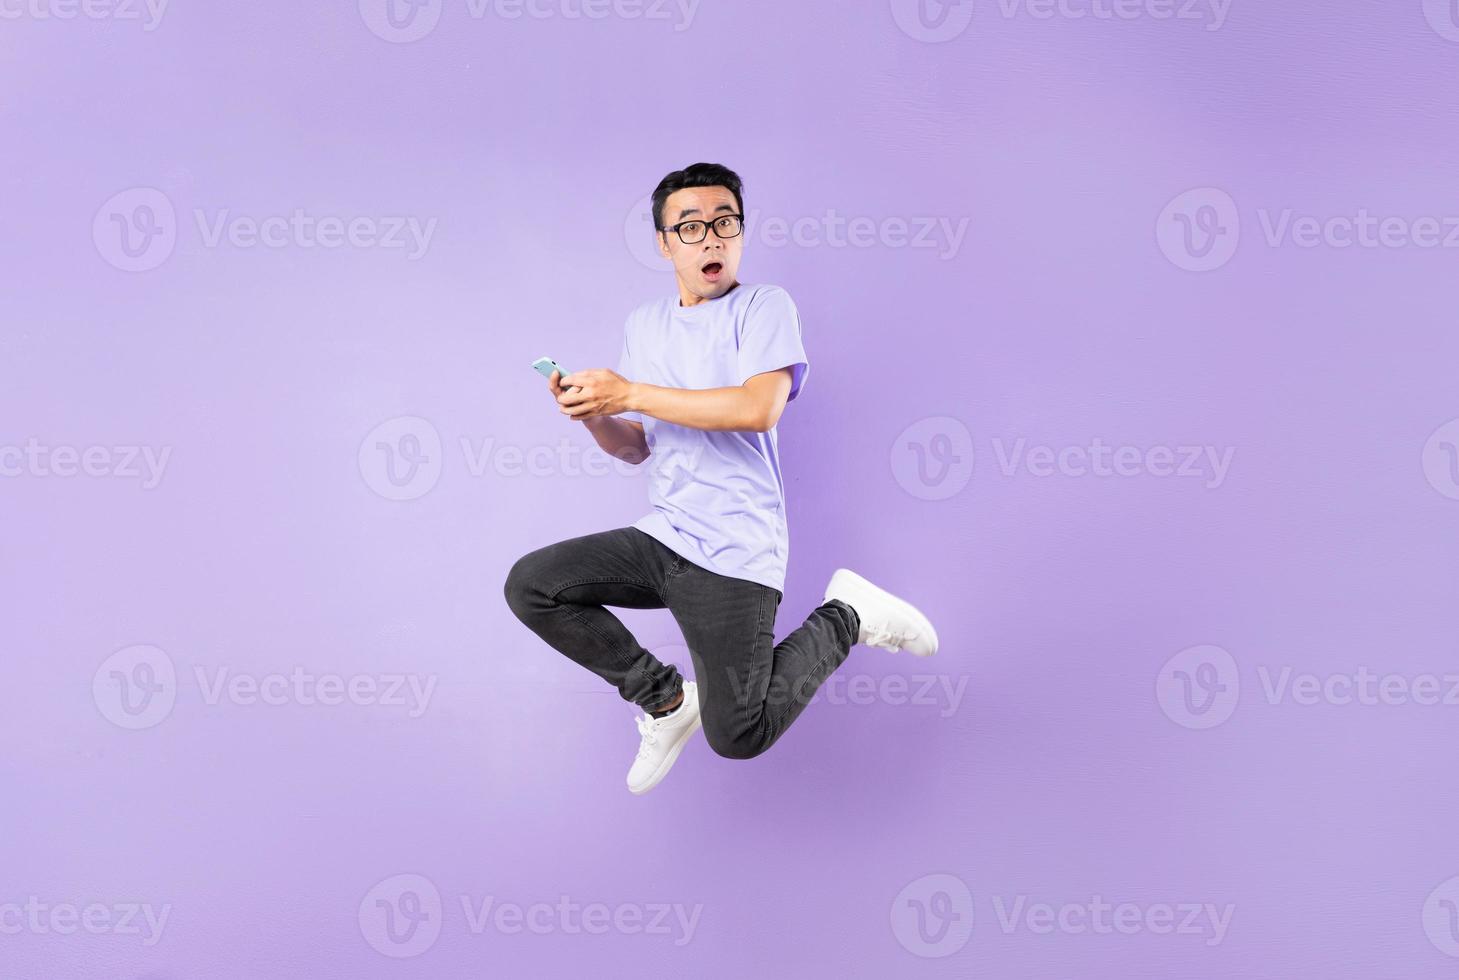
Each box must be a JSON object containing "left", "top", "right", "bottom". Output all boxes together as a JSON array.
[{"left": 701, "top": 261, "right": 724, "bottom": 278}]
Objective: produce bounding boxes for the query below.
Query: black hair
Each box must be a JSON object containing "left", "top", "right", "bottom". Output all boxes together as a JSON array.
[{"left": 651, "top": 162, "right": 745, "bottom": 232}]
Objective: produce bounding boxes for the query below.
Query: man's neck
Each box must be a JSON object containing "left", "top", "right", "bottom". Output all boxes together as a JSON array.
[{"left": 678, "top": 280, "right": 740, "bottom": 308}]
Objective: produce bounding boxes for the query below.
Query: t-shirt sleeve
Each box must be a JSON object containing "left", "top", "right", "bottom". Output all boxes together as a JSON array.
[
  {"left": 737, "top": 286, "right": 809, "bottom": 402},
  {"left": 616, "top": 322, "right": 645, "bottom": 424}
]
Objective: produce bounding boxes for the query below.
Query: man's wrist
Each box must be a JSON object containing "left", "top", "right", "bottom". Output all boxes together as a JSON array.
[{"left": 625, "top": 381, "right": 647, "bottom": 415}]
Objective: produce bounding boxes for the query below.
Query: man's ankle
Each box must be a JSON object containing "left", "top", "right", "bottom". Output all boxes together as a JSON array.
[{"left": 649, "top": 690, "right": 684, "bottom": 718}]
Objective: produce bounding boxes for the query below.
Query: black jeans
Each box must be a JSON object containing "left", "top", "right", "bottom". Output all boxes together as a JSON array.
[{"left": 503, "top": 526, "right": 860, "bottom": 760}]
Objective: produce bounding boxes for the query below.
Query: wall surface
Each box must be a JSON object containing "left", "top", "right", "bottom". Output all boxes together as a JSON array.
[{"left": 5, "top": 0, "right": 1459, "bottom": 976}]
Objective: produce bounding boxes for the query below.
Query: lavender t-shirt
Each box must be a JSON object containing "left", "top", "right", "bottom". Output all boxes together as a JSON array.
[{"left": 616, "top": 283, "right": 809, "bottom": 594}]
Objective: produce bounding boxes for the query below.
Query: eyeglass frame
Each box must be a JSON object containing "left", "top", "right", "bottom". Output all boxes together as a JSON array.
[{"left": 657, "top": 212, "right": 745, "bottom": 245}]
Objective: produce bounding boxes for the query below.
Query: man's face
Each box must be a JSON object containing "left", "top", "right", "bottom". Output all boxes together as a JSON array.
[{"left": 656, "top": 185, "right": 743, "bottom": 303}]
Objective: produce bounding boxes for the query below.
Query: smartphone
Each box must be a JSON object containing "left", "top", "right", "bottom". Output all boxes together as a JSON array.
[{"left": 532, "top": 356, "right": 579, "bottom": 391}]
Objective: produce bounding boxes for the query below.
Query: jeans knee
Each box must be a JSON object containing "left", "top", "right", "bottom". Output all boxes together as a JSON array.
[
  {"left": 705, "top": 726, "right": 770, "bottom": 761},
  {"left": 503, "top": 554, "right": 544, "bottom": 620}
]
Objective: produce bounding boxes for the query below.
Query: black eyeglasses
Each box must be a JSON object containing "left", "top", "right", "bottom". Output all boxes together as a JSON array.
[{"left": 659, "top": 213, "right": 744, "bottom": 245}]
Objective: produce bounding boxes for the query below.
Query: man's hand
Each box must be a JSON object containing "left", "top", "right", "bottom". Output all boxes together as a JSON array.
[{"left": 556, "top": 368, "right": 636, "bottom": 420}]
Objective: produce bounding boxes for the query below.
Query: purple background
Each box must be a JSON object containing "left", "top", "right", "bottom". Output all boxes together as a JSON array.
[{"left": 5, "top": 0, "right": 1459, "bottom": 976}]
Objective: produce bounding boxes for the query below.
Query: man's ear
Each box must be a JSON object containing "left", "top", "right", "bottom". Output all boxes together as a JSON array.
[{"left": 657, "top": 232, "right": 672, "bottom": 260}]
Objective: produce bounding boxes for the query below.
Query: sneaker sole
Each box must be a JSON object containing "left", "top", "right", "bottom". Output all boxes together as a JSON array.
[
  {"left": 830, "top": 568, "right": 940, "bottom": 656},
  {"left": 627, "top": 712, "right": 703, "bottom": 796}
]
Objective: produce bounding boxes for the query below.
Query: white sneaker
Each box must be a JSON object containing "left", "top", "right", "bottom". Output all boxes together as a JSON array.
[
  {"left": 823, "top": 569, "right": 939, "bottom": 657},
  {"left": 626, "top": 681, "right": 702, "bottom": 795}
]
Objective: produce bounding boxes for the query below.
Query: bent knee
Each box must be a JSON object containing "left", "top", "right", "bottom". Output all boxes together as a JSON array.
[
  {"left": 503, "top": 553, "right": 547, "bottom": 617},
  {"left": 704, "top": 725, "right": 771, "bottom": 761}
]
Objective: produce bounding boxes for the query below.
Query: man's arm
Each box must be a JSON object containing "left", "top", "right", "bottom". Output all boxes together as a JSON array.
[
  {"left": 558, "top": 368, "right": 794, "bottom": 434},
  {"left": 546, "top": 370, "right": 650, "bottom": 464},
  {"left": 583, "top": 417, "right": 649, "bottom": 464}
]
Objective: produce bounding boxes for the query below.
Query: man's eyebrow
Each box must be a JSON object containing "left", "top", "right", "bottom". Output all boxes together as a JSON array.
[{"left": 675, "top": 203, "right": 737, "bottom": 220}]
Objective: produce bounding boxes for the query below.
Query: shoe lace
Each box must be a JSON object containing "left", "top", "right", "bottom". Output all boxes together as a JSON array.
[
  {"left": 864, "top": 624, "right": 916, "bottom": 652},
  {"left": 634, "top": 714, "right": 661, "bottom": 760}
]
